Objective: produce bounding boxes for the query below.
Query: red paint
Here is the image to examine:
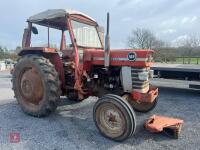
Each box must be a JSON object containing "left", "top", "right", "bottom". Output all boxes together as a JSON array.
[
  {"left": 9, "top": 132, "right": 20, "bottom": 143},
  {"left": 145, "top": 115, "right": 184, "bottom": 133},
  {"left": 83, "top": 49, "right": 154, "bottom": 70},
  {"left": 67, "top": 16, "right": 82, "bottom": 91},
  {"left": 131, "top": 86, "right": 158, "bottom": 103}
]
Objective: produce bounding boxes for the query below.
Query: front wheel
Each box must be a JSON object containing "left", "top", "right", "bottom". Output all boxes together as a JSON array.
[
  {"left": 93, "top": 94, "right": 136, "bottom": 141},
  {"left": 128, "top": 97, "right": 158, "bottom": 113}
]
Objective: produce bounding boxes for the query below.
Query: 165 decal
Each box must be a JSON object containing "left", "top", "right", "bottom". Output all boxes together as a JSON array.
[{"left": 127, "top": 52, "right": 137, "bottom": 61}]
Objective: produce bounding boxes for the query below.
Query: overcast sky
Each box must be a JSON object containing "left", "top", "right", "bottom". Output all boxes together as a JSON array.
[{"left": 0, "top": 0, "right": 200, "bottom": 49}]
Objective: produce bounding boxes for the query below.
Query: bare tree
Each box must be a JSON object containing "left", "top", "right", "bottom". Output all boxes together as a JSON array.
[
  {"left": 127, "top": 28, "right": 164, "bottom": 49},
  {"left": 177, "top": 34, "right": 200, "bottom": 48},
  {"left": 176, "top": 34, "right": 200, "bottom": 63}
]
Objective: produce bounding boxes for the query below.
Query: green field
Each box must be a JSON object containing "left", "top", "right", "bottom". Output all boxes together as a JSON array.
[{"left": 175, "top": 57, "right": 200, "bottom": 64}]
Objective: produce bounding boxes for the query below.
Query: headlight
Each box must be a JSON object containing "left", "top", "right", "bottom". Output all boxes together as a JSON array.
[{"left": 138, "top": 72, "right": 149, "bottom": 81}]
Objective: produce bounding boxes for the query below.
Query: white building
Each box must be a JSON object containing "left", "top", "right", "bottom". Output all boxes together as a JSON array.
[{"left": 0, "top": 61, "right": 6, "bottom": 71}]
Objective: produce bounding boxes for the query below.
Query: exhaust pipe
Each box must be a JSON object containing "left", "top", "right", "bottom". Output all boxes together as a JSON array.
[{"left": 104, "top": 12, "right": 110, "bottom": 68}]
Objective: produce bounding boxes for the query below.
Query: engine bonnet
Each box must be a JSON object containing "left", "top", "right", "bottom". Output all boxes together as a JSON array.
[{"left": 84, "top": 49, "right": 154, "bottom": 67}]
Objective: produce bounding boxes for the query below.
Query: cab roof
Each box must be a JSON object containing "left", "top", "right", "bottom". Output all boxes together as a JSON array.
[{"left": 27, "top": 9, "right": 97, "bottom": 30}]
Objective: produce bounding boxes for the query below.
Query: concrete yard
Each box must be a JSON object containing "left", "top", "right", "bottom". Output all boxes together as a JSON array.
[{"left": 0, "top": 71, "right": 200, "bottom": 150}]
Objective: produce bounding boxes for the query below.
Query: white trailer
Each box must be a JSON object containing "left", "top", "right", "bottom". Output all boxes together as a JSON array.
[{"left": 152, "top": 63, "right": 200, "bottom": 89}]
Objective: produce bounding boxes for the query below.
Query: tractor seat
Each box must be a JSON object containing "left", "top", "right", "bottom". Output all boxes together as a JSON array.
[{"left": 61, "top": 47, "right": 75, "bottom": 60}]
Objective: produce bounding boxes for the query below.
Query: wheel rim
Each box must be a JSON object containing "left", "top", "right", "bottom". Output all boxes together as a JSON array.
[
  {"left": 18, "top": 66, "right": 44, "bottom": 107},
  {"left": 96, "top": 102, "right": 126, "bottom": 138}
]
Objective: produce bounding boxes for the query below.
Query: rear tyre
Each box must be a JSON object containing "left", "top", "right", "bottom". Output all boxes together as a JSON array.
[
  {"left": 12, "top": 55, "right": 61, "bottom": 117},
  {"left": 128, "top": 97, "right": 158, "bottom": 113},
  {"left": 93, "top": 94, "right": 136, "bottom": 141}
]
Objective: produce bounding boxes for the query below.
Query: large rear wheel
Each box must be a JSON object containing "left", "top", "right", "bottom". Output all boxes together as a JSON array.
[
  {"left": 12, "top": 55, "right": 61, "bottom": 117},
  {"left": 93, "top": 94, "right": 136, "bottom": 141}
]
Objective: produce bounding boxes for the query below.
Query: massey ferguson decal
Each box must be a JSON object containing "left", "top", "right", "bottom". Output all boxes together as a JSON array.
[{"left": 128, "top": 52, "right": 137, "bottom": 61}]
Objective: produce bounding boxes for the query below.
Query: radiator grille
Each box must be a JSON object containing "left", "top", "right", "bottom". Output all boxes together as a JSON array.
[{"left": 131, "top": 67, "right": 149, "bottom": 93}]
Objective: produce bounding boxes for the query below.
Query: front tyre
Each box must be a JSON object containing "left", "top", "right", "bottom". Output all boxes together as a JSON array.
[
  {"left": 93, "top": 94, "right": 136, "bottom": 141},
  {"left": 129, "top": 97, "right": 158, "bottom": 113},
  {"left": 12, "top": 55, "right": 61, "bottom": 117}
]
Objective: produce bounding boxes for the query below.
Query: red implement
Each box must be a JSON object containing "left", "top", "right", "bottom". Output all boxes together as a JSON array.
[{"left": 145, "top": 115, "right": 184, "bottom": 139}]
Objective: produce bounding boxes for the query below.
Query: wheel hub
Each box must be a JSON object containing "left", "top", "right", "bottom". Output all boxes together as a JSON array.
[
  {"left": 105, "top": 110, "right": 121, "bottom": 129},
  {"left": 98, "top": 104, "right": 125, "bottom": 137},
  {"left": 19, "top": 67, "right": 44, "bottom": 105},
  {"left": 21, "top": 79, "right": 33, "bottom": 95}
]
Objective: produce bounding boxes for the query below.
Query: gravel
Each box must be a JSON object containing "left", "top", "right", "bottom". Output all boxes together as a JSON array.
[{"left": 0, "top": 71, "right": 200, "bottom": 150}]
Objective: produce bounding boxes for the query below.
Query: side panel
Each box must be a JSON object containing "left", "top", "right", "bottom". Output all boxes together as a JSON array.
[{"left": 120, "top": 67, "right": 132, "bottom": 93}]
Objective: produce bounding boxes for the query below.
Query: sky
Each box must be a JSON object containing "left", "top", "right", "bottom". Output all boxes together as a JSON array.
[{"left": 0, "top": 0, "right": 200, "bottom": 49}]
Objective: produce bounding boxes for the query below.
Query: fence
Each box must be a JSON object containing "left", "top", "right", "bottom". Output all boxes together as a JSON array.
[
  {"left": 155, "top": 57, "right": 200, "bottom": 64},
  {"left": 174, "top": 57, "right": 200, "bottom": 64}
]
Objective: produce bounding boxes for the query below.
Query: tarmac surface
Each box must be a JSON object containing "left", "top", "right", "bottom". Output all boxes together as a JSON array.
[
  {"left": 0, "top": 71, "right": 200, "bottom": 150},
  {"left": 152, "top": 63, "right": 200, "bottom": 72}
]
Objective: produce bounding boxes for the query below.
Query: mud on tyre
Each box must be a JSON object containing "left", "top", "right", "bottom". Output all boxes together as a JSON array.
[{"left": 12, "top": 55, "right": 61, "bottom": 117}]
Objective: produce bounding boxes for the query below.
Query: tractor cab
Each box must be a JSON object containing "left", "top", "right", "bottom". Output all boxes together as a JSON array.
[{"left": 22, "top": 9, "right": 104, "bottom": 58}]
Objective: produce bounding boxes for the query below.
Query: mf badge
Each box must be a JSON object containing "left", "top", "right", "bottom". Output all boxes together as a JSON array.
[{"left": 128, "top": 52, "right": 136, "bottom": 61}]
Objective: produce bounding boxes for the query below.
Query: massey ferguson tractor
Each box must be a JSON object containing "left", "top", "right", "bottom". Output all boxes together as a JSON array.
[{"left": 12, "top": 9, "right": 158, "bottom": 141}]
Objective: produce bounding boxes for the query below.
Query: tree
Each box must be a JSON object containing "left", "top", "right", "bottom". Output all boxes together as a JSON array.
[
  {"left": 176, "top": 35, "right": 200, "bottom": 63},
  {"left": 0, "top": 46, "right": 19, "bottom": 61},
  {"left": 0, "top": 46, "right": 5, "bottom": 60},
  {"left": 127, "top": 28, "right": 164, "bottom": 49},
  {"left": 177, "top": 35, "right": 200, "bottom": 48},
  {"left": 15, "top": 46, "right": 22, "bottom": 54}
]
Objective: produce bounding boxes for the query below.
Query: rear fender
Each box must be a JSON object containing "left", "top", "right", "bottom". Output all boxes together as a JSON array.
[
  {"left": 45, "top": 53, "right": 65, "bottom": 94},
  {"left": 18, "top": 50, "right": 43, "bottom": 56},
  {"left": 18, "top": 47, "right": 56, "bottom": 56}
]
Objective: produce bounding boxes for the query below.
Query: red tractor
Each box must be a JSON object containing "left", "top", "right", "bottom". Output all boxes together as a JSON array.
[{"left": 12, "top": 9, "right": 158, "bottom": 141}]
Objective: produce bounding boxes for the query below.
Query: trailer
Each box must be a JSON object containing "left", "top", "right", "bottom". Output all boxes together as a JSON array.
[{"left": 152, "top": 63, "right": 200, "bottom": 89}]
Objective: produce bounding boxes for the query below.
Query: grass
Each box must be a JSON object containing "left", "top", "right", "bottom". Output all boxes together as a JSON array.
[{"left": 175, "top": 57, "right": 200, "bottom": 64}]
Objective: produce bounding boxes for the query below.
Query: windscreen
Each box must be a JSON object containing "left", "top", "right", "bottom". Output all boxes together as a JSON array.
[{"left": 71, "top": 20, "right": 102, "bottom": 48}]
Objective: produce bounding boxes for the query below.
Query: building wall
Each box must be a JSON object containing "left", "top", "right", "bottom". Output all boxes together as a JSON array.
[{"left": 0, "top": 62, "right": 6, "bottom": 71}]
